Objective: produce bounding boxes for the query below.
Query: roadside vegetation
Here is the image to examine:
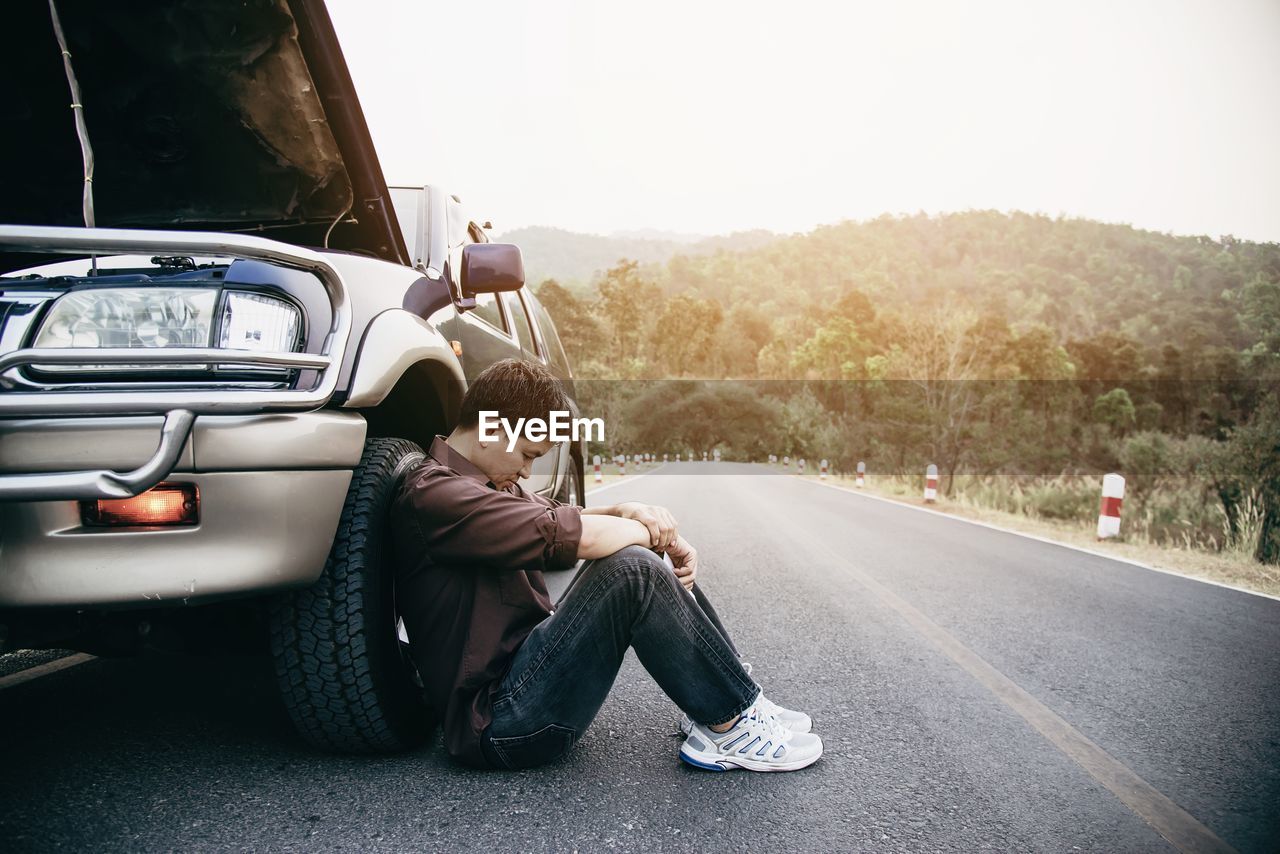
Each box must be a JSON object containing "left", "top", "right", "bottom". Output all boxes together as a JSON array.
[
  {"left": 537, "top": 211, "right": 1280, "bottom": 570},
  {"left": 812, "top": 471, "right": 1280, "bottom": 597}
]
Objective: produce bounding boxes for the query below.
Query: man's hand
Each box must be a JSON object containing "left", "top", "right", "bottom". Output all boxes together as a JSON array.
[
  {"left": 665, "top": 535, "right": 698, "bottom": 592},
  {"left": 615, "top": 502, "right": 679, "bottom": 551}
]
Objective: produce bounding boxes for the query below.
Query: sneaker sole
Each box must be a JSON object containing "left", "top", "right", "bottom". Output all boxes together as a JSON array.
[{"left": 679, "top": 741, "right": 823, "bottom": 772}]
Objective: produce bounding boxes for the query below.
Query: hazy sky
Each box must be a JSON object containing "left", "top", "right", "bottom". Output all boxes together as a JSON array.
[{"left": 327, "top": 0, "right": 1280, "bottom": 240}]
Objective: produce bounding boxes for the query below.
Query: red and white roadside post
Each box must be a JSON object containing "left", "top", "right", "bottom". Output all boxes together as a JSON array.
[
  {"left": 799, "top": 458, "right": 806, "bottom": 475},
  {"left": 783, "top": 455, "right": 790, "bottom": 470},
  {"left": 619, "top": 456, "right": 626, "bottom": 477},
  {"left": 856, "top": 461, "right": 866, "bottom": 488},
  {"left": 663, "top": 453, "right": 668, "bottom": 463},
  {"left": 593, "top": 454, "right": 602, "bottom": 483},
  {"left": 713, "top": 448, "right": 721, "bottom": 462},
  {"left": 820, "top": 459, "right": 828, "bottom": 480},
  {"left": 1097, "top": 473, "right": 1125, "bottom": 539},
  {"left": 703, "top": 451, "right": 708, "bottom": 461},
  {"left": 924, "top": 464, "right": 938, "bottom": 503}
]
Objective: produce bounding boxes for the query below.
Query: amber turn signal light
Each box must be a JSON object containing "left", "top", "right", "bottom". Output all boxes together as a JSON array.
[{"left": 81, "top": 483, "right": 200, "bottom": 527}]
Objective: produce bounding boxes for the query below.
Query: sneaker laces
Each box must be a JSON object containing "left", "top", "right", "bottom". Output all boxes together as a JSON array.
[
  {"left": 736, "top": 703, "right": 788, "bottom": 746},
  {"left": 753, "top": 693, "right": 783, "bottom": 718}
]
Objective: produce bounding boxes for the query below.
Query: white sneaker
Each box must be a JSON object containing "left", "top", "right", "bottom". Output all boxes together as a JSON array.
[
  {"left": 680, "top": 703, "right": 823, "bottom": 772},
  {"left": 676, "top": 664, "right": 813, "bottom": 735},
  {"left": 678, "top": 692, "right": 812, "bottom": 735}
]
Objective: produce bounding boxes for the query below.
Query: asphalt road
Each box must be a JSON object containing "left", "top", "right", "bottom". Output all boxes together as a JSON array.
[{"left": 2, "top": 463, "right": 1278, "bottom": 852}]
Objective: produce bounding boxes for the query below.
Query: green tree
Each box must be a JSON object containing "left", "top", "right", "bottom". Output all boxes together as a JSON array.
[
  {"left": 650, "top": 294, "right": 723, "bottom": 377},
  {"left": 593, "top": 260, "right": 663, "bottom": 378},
  {"left": 1093, "top": 388, "right": 1136, "bottom": 436},
  {"left": 535, "top": 279, "right": 605, "bottom": 370}
]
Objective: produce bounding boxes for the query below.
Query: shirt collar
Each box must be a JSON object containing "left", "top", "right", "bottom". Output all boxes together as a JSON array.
[{"left": 428, "top": 435, "right": 495, "bottom": 488}]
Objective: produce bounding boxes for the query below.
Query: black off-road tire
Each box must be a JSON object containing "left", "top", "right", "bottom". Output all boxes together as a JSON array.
[{"left": 269, "top": 437, "right": 433, "bottom": 753}]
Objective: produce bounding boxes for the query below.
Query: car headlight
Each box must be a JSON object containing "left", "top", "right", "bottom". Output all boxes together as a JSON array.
[
  {"left": 34, "top": 288, "right": 218, "bottom": 349},
  {"left": 30, "top": 287, "right": 302, "bottom": 373},
  {"left": 218, "top": 291, "right": 301, "bottom": 352}
]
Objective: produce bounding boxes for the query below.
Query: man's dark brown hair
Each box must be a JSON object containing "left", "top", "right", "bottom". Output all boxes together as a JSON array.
[{"left": 456, "top": 358, "right": 571, "bottom": 429}]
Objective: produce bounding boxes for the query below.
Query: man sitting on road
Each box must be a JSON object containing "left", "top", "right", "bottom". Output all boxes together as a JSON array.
[{"left": 390, "top": 358, "right": 823, "bottom": 772}]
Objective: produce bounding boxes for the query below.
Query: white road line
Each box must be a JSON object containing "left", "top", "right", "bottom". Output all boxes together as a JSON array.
[
  {"left": 0, "top": 653, "right": 96, "bottom": 691},
  {"left": 777, "top": 514, "right": 1237, "bottom": 854},
  {"left": 791, "top": 472, "right": 1280, "bottom": 604},
  {"left": 584, "top": 463, "right": 668, "bottom": 499}
]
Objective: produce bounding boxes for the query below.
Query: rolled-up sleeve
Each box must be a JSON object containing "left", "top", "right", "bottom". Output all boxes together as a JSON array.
[{"left": 398, "top": 470, "right": 582, "bottom": 572}]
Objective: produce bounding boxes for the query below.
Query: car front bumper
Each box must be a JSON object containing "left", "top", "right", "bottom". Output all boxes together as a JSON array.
[{"left": 0, "top": 411, "right": 366, "bottom": 608}]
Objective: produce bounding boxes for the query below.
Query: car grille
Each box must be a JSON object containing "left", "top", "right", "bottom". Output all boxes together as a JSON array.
[{"left": 0, "top": 293, "right": 52, "bottom": 357}]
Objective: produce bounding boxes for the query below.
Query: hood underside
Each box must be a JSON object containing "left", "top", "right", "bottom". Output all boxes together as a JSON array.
[{"left": 2, "top": 0, "right": 406, "bottom": 269}]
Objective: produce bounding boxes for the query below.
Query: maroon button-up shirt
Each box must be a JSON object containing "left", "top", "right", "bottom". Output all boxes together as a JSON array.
[{"left": 390, "top": 436, "right": 583, "bottom": 767}]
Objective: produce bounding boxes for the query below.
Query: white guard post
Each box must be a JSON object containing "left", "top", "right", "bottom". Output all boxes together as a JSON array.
[
  {"left": 856, "top": 460, "right": 865, "bottom": 488},
  {"left": 820, "top": 459, "right": 828, "bottom": 480},
  {"left": 1097, "top": 473, "right": 1125, "bottom": 539},
  {"left": 924, "top": 464, "right": 938, "bottom": 503},
  {"left": 593, "top": 454, "right": 602, "bottom": 483}
]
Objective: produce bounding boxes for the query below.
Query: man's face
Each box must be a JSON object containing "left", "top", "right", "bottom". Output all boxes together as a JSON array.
[{"left": 473, "top": 432, "right": 557, "bottom": 491}]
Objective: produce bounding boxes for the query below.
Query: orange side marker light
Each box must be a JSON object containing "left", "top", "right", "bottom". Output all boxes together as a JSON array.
[{"left": 81, "top": 483, "right": 200, "bottom": 527}]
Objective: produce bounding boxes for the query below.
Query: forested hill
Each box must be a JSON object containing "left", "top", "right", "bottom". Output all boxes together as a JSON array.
[
  {"left": 531, "top": 211, "right": 1280, "bottom": 382},
  {"left": 660, "top": 211, "right": 1277, "bottom": 353},
  {"left": 495, "top": 226, "right": 777, "bottom": 290}
]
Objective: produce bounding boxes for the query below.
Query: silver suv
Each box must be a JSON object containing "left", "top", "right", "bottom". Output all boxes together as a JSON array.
[{"left": 0, "top": 0, "right": 583, "bottom": 753}]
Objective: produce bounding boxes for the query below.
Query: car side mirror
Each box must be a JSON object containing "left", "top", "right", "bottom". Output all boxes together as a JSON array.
[{"left": 460, "top": 244, "right": 524, "bottom": 308}]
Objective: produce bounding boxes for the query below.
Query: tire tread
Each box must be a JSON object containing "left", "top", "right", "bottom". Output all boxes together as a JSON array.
[{"left": 269, "top": 437, "right": 429, "bottom": 753}]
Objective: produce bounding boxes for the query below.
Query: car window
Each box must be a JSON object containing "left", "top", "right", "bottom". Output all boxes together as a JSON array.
[
  {"left": 469, "top": 291, "right": 507, "bottom": 333},
  {"left": 502, "top": 291, "right": 538, "bottom": 355},
  {"left": 527, "top": 290, "right": 572, "bottom": 375}
]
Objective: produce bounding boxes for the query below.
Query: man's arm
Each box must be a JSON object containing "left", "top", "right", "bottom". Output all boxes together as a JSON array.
[
  {"left": 583, "top": 502, "right": 678, "bottom": 550},
  {"left": 397, "top": 470, "right": 582, "bottom": 572},
  {"left": 577, "top": 514, "right": 653, "bottom": 560}
]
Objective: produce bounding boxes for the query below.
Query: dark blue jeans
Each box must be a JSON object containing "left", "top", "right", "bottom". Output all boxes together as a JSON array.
[{"left": 479, "top": 545, "right": 761, "bottom": 770}]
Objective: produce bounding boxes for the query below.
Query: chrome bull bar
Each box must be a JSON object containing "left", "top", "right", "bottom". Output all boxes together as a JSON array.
[
  {"left": 0, "top": 409, "right": 193, "bottom": 500},
  {"left": 0, "top": 226, "right": 354, "bottom": 501}
]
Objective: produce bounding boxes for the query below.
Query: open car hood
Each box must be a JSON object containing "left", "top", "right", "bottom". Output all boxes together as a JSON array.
[{"left": 1, "top": 0, "right": 407, "bottom": 270}]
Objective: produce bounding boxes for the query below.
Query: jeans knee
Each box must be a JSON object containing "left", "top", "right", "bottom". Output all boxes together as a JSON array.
[
  {"left": 593, "top": 545, "right": 667, "bottom": 591},
  {"left": 614, "top": 544, "right": 661, "bottom": 566}
]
